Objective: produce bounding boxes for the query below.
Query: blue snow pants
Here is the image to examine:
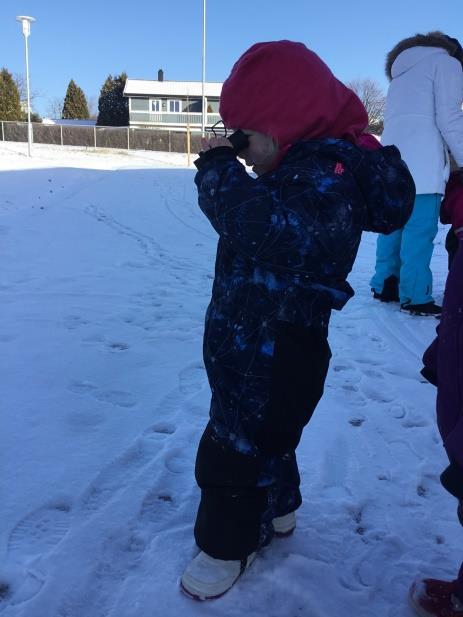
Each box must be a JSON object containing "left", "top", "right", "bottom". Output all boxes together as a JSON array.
[{"left": 370, "top": 193, "right": 441, "bottom": 305}]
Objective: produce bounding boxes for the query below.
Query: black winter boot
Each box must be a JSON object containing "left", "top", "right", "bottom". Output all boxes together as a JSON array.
[
  {"left": 372, "top": 275, "right": 399, "bottom": 303},
  {"left": 400, "top": 301, "right": 442, "bottom": 317}
]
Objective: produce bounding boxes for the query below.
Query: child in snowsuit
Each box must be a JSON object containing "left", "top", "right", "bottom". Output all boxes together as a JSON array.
[
  {"left": 410, "top": 171, "right": 463, "bottom": 617},
  {"left": 370, "top": 32, "right": 463, "bottom": 316},
  {"left": 181, "top": 40, "right": 415, "bottom": 600}
]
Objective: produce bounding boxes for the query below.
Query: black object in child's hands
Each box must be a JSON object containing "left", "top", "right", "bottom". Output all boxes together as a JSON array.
[{"left": 227, "top": 130, "right": 249, "bottom": 154}]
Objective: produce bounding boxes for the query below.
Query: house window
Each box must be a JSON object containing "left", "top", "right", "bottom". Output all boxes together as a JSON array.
[
  {"left": 131, "top": 98, "right": 149, "bottom": 111},
  {"left": 207, "top": 100, "right": 219, "bottom": 113},
  {"left": 151, "top": 99, "right": 161, "bottom": 112},
  {"left": 168, "top": 100, "right": 181, "bottom": 113},
  {"left": 183, "top": 99, "right": 201, "bottom": 113}
]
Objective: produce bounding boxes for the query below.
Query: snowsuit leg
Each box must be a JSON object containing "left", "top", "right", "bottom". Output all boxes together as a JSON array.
[
  {"left": 194, "top": 323, "right": 331, "bottom": 560},
  {"left": 436, "top": 239, "right": 463, "bottom": 468},
  {"left": 399, "top": 193, "right": 441, "bottom": 305},
  {"left": 441, "top": 461, "right": 463, "bottom": 602},
  {"left": 437, "top": 240, "right": 463, "bottom": 601},
  {"left": 370, "top": 229, "right": 402, "bottom": 294}
]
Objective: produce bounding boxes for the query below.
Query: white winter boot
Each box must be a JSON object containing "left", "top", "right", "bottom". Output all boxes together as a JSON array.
[
  {"left": 180, "top": 551, "right": 256, "bottom": 600},
  {"left": 272, "top": 511, "right": 296, "bottom": 536}
]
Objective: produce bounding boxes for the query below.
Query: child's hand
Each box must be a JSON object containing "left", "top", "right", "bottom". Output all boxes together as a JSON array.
[{"left": 201, "top": 136, "right": 233, "bottom": 151}]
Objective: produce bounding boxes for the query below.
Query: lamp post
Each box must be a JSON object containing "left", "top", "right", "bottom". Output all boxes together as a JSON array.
[
  {"left": 201, "top": 0, "right": 206, "bottom": 137},
  {"left": 16, "top": 15, "right": 35, "bottom": 157}
]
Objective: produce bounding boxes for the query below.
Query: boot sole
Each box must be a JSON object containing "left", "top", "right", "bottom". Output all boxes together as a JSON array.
[
  {"left": 274, "top": 527, "right": 295, "bottom": 538},
  {"left": 180, "top": 580, "right": 229, "bottom": 602},
  {"left": 180, "top": 553, "right": 257, "bottom": 601},
  {"left": 400, "top": 307, "right": 441, "bottom": 318},
  {"left": 373, "top": 295, "right": 399, "bottom": 303}
]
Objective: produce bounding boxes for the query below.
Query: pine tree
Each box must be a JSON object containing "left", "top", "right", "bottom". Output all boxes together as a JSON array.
[
  {"left": 0, "top": 68, "right": 22, "bottom": 120},
  {"left": 62, "top": 79, "right": 90, "bottom": 119},
  {"left": 96, "top": 73, "right": 129, "bottom": 126},
  {"left": 96, "top": 75, "right": 113, "bottom": 125}
]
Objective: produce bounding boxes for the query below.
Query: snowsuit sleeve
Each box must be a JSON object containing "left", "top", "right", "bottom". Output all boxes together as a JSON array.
[
  {"left": 355, "top": 145, "right": 415, "bottom": 234},
  {"left": 195, "top": 151, "right": 354, "bottom": 273},
  {"left": 434, "top": 55, "right": 463, "bottom": 167},
  {"left": 441, "top": 171, "right": 463, "bottom": 230},
  {"left": 194, "top": 143, "right": 414, "bottom": 278}
]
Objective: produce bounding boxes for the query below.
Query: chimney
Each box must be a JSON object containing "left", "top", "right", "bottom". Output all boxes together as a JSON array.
[{"left": 158, "top": 69, "right": 164, "bottom": 82}]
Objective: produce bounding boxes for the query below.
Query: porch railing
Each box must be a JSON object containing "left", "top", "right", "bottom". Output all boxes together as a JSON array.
[{"left": 129, "top": 112, "right": 221, "bottom": 126}]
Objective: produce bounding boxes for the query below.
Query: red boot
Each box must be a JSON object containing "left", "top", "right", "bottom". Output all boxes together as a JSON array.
[{"left": 409, "top": 578, "right": 463, "bottom": 617}]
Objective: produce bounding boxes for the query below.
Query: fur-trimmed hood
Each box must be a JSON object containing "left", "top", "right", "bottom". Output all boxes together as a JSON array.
[{"left": 386, "top": 31, "right": 462, "bottom": 80}]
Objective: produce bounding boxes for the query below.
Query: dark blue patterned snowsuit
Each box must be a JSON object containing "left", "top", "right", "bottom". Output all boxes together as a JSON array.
[{"left": 193, "top": 139, "right": 415, "bottom": 560}]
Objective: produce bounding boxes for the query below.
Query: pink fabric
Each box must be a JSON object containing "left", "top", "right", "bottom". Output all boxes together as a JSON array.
[
  {"left": 441, "top": 171, "right": 463, "bottom": 230},
  {"left": 220, "top": 41, "right": 368, "bottom": 153},
  {"left": 357, "top": 133, "right": 382, "bottom": 151}
]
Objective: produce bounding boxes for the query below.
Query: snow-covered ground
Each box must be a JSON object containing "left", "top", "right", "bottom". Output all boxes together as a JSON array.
[
  {"left": 42, "top": 119, "right": 97, "bottom": 126},
  {"left": 0, "top": 142, "right": 459, "bottom": 617}
]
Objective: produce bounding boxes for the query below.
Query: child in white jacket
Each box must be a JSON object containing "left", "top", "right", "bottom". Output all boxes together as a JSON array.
[{"left": 371, "top": 32, "right": 463, "bottom": 316}]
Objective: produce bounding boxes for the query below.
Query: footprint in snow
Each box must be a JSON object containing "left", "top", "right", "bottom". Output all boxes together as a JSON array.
[
  {"left": 164, "top": 449, "right": 192, "bottom": 474},
  {"left": 69, "top": 383, "right": 135, "bottom": 416},
  {"left": 388, "top": 403, "right": 407, "bottom": 419},
  {"left": 362, "top": 368, "right": 384, "bottom": 379},
  {"left": 120, "top": 260, "right": 147, "bottom": 269},
  {"left": 0, "top": 570, "right": 44, "bottom": 609},
  {"left": 417, "top": 485, "right": 428, "bottom": 497},
  {"left": 65, "top": 408, "right": 106, "bottom": 430},
  {"left": 332, "top": 364, "right": 351, "bottom": 372},
  {"left": 387, "top": 439, "right": 422, "bottom": 463},
  {"left": 401, "top": 411, "right": 429, "bottom": 428},
  {"left": 351, "top": 507, "right": 367, "bottom": 536},
  {"left": 0, "top": 582, "right": 10, "bottom": 601},
  {"left": 340, "top": 384, "right": 367, "bottom": 407},
  {"left": 178, "top": 362, "right": 206, "bottom": 396},
  {"left": 343, "top": 384, "right": 359, "bottom": 392},
  {"left": 349, "top": 416, "right": 365, "bottom": 427},
  {"left": 107, "top": 341, "right": 130, "bottom": 352},
  {"left": 139, "top": 489, "right": 177, "bottom": 524},
  {"left": 353, "top": 356, "right": 382, "bottom": 367},
  {"left": 80, "top": 440, "right": 156, "bottom": 514},
  {"left": 144, "top": 421, "right": 176, "bottom": 438},
  {"left": 7, "top": 502, "right": 71, "bottom": 560},
  {"left": 63, "top": 315, "right": 90, "bottom": 330},
  {"left": 351, "top": 535, "right": 405, "bottom": 588},
  {"left": 88, "top": 388, "right": 137, "bottom": 409},
  {"left": 359, "top": 382, "right": 393, "bottom": 403},
  {"left": 68, "top": 381, "right": 98, "bottom": 396},
  {"left": 81, "top": 333, "right": 105, "bottom": 344},
  {"left": 56, "top": 528, "right": 148, "bottom": 617}
]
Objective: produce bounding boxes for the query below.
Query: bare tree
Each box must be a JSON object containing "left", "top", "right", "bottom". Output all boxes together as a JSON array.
[
  {"left": 347, "top": 78, "right": 385, "bottom": 134},
  {"left": 46, "top": 97, "right": 65, "bottom": 119},
  {"left": 14, "top": 73, "right": 40, "bottom": 108}
]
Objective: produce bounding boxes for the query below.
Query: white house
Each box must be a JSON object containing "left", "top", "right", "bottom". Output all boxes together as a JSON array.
[{"left": 123, "top": 69, "right": 222, "bottom": 132}]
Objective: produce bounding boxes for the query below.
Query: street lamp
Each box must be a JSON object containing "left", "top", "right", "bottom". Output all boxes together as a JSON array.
[
  {"left": 16, "top": 15, "right": 35, "bottom": 157},
  {"left": 201, "top": 0, "right": 206, "bottom": 137}
]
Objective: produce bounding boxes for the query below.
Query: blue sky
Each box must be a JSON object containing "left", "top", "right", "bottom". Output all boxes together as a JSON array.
[{"left": 1, "top": 0, "right": 462, "bottom": 117}]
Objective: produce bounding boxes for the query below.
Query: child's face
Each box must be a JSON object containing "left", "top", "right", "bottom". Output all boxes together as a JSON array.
[{"left": 238, "top": 130, "right": 278, "bottom": 175}]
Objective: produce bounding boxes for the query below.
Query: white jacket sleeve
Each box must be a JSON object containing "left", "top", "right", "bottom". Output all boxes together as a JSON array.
[{"left": 434, "top": 55, "right": 463, "bottom": 166}]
